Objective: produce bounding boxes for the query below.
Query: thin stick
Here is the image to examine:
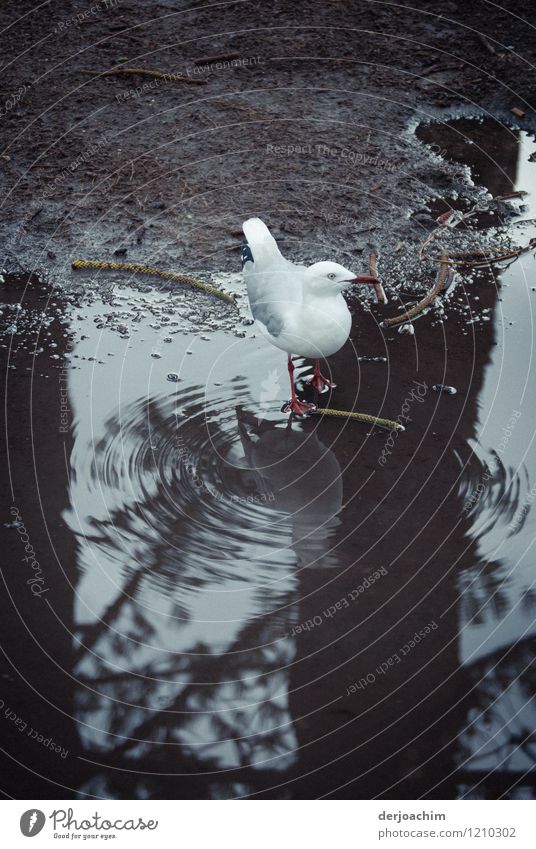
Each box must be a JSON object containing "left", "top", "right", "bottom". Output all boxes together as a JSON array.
[
  {"left": 494, "top": 191, "right": 527, "bottom": 201},
  {"left": 382, "top": 252, "right": 452, "bottom": 327},
  {"left": 475, "top": 32, "right": 500, "bottom": 57},
  {"left": 193, "top": 53, "right": 241, "bottom": 65},
  {"left": 100, "top": 67, "right": 207, "bottom": 85},
  {"left": 369, "top": 248, "right": 377, "bottom": 277}
]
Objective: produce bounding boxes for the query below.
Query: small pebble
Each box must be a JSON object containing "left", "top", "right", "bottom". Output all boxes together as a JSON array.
[
  {"left": 358, "top": 356, "right": 387, "bottom": 363},
  {"left": 433, "top": 384, "right": 457, "bottom": 395}
]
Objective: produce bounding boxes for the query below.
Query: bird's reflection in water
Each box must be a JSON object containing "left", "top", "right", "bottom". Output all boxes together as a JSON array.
[
  {"left": 237, "top": 407, "right": 343, "bottom": 570},
  {"left": 66, "top": 390, "right": 343, "bottom": 796}
]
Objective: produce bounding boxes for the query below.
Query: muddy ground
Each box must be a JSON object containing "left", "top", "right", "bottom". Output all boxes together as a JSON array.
[{"left": 1, "top": 0, "right": 535, "bottom": 281}]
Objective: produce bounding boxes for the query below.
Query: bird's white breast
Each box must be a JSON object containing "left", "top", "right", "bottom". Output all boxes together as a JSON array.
[{"left": 266, "top": 293, "right": 352, "bottom": 359}]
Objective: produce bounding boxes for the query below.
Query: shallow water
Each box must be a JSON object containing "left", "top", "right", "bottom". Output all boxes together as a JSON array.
[{"left": 2, "top": 116, "right": 536, "bottom": 799}]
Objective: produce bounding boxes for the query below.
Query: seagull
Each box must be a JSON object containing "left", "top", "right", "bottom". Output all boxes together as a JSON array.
[{"left": 241, "top": 217, "right": 386, "bottom": 416}]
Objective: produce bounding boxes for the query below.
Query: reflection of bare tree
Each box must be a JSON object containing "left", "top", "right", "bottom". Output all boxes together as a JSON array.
[
  {"left": 457, "top": 637, "right": 536, "bottom": 797},
  {"left": 67, "top": 396, "right": 346, "bottom": 797}
]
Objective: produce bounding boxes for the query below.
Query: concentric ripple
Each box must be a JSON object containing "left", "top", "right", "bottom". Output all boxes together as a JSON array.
[{"left": 68, "top": 380, "right": 344, "bottom": 611}]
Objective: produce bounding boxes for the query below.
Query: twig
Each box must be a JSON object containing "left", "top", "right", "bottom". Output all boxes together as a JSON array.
[
  {"left": 475, "top": 32, "right": 501, "bottom": 57},
  {"left": 369, "top": 248, "right": 377, "bottom": 277},
  {"left": 382, "top": 252, "right": 453, "bottom": 327},
  {"left": 421, "top": 237, "right": 536, "bottom": 267},
  {"left": 422, "top": 61, "right": 465, "bottom": 75},
  {"left": 419, "top": 206, "right": 536, "bottom": 267},
  {"left": 100, "top": 67, "right": 207, "bottom": 85},
  {"left": 494, "top": 190, "right": 527, "bottom": 201},
  {"left": 193, "top": 52, "right": 241, "bottom": 65},
  {"left": 27, "top": 205, "right": 43, "bottom": 223}
]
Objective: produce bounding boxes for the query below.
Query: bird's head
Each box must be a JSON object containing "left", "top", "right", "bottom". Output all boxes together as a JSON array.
[{"left": 304, "top": 261, "right": 387, "bottom": 302}]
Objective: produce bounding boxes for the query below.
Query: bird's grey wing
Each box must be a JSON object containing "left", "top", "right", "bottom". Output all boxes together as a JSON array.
[
  {"left": 241, "top": 217, "right": 303, "bottom": 336},
  {"left": 243, "top": 261, "right": 299, "bottom": 337}
]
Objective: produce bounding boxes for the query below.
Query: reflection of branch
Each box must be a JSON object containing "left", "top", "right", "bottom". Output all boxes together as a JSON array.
[
  {"left": 461, "top": 639, "right": 536, "bottom": 784},
  {"left": 89, "top": 612, "right": 291, "bottom": 764},
  {"left": 73, "top": 398, "right": 299, "bottom": 774},
  {"left": 468, "top": 741, "right": 512, "bottom": 764},
  {"left": 110, "top": 621, "right": 285, "bottom": 755},
  {"left": 73, "top": 567, "right": 147, "bottom": 664},
  {"left": 77, "top": 658, "right": 192, "bottom": 686},
  {"left": 112, "top": 678, "right": 202, "bottom": 757},
  {"left": 518, "top": 739, "right": 536, "bottom": 765}
]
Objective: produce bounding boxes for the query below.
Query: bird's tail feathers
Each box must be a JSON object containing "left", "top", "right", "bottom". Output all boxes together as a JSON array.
[{"left": 242, "top": 217, "right": 284, "bottom": 264}]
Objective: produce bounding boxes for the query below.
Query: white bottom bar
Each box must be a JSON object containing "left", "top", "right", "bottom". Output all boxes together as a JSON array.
[{"left": 3, "top": 799, "right": 535, "bottom": 848}]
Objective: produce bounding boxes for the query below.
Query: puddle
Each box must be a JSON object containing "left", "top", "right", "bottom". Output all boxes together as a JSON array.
[
  {"left": 67, "top": 291, "right": 360, "bottom": 782},
  {"left": 2, "top": 116, "right": 536, "bottom": 799}
]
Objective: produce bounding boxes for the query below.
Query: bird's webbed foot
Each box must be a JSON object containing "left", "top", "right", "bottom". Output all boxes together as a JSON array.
[
  {"left": 304, "top": 371, "right": 336, "bottom": 394},
  {"left": 281, "top": 399, "right": 317, "bottom": 418}
]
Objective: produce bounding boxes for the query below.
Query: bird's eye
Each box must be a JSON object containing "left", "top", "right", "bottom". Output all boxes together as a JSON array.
[{"left": 327, "top": 272, "right": 336, "bottom": 280}]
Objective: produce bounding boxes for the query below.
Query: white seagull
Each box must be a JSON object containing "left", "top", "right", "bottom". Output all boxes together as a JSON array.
[{"left": 241, "top": 217, "right": 386, "bottom": 416}]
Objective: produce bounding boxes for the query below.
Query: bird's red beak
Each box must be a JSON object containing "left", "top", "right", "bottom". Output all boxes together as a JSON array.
[{"left": 349, "top": 274, "right": 387, "bottom": 304}]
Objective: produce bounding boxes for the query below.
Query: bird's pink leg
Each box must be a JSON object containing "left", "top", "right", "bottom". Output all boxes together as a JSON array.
[
  {"left": 305, "top": 359, "right": 337, "bottom": 394},
  {"left": 282, "top": 354, "right": 317, "bottom": 417}
]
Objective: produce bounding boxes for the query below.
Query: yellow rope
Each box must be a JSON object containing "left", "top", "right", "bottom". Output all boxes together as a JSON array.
[
  {"left": 100, "top": 67, "right": 207, "bottom": 86},
  {"left": 313, "top": 408, "right": 405, "bottom": 432},
  {"left": 71, "top": 259, "right": 236, "bottom": 305}
]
